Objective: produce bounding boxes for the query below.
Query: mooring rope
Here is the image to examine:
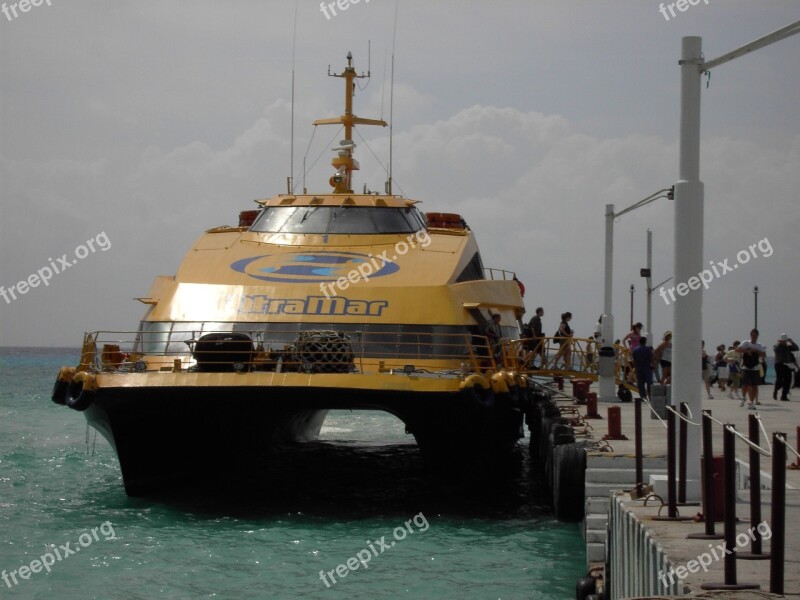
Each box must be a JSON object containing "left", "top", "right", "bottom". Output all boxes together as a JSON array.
[
  {"left": 665, "top": 404, "right": 701, "bottom": 427},
  {"left": 776, "top": 434, "right": 800, "bottom": 461},
  {"left": 704, "top": 413, "right": 772, "bottom": 457}
]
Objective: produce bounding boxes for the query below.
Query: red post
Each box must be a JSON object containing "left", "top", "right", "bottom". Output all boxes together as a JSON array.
[
  {"left": 585, "top": 392, "right": 600, "bottom": 419},
  {"left": 602, "top": 406, "right": 628, "bottom": 440}
]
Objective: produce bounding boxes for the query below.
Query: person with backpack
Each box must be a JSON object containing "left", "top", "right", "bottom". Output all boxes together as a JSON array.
[
  {"left": 526, "top": 307, "right": 545, "bottom": 368},
  {"left": 552, "top": 312, "right": 573, "bottom": 370},
  {"left": 773, "top": 333, "right": 799, "bottom": 401},
  {"left": 737, "top": 329, "right": 767, "bottom": 409}
]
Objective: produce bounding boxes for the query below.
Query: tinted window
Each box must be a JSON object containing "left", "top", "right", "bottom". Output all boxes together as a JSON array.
[{"left": 250, "top": 206, "right": 426, "bottom": 234}]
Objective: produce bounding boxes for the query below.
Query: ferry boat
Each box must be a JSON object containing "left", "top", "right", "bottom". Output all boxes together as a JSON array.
[{"left": 51, "top": 54, "right": 531, "bottom": 496}]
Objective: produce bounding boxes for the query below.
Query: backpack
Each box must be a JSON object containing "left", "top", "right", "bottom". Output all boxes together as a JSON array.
[{"left": 742, "top": 351, "right": 760, "bottom": 369}]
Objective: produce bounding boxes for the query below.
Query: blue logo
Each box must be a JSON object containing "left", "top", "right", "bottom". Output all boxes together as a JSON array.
[{"left": 230, "top": 252, "right": 399, "bottom": 283}]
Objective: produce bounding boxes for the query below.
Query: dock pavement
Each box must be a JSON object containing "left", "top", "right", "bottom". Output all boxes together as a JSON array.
[{"left": 565, "top": 382, "right": 800, "bottom": 596}]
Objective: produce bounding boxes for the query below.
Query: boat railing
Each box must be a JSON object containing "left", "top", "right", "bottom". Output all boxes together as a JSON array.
[
  {"left": 76, "top": 329, "right": 499, "bottom": 375},
  {"left": 500, "top": 336, "right": 634, "bottom": 382},
  {"left": 483, "top": 267, "right": 516, "bottom": 281}
]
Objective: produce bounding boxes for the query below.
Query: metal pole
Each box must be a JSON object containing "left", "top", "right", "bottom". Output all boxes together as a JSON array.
[
  {"left": 635, "top": 397, "right": 643, "bottom": 494},
  {"left": 679, "top": 402, "right": 688, "bottom": 503},
  {"left": 599, "top": 205, "right": 616, "bottom": 403},
  {"left": 688, "top": 410, "right": 722, "bottom": 539},
  {"left": 754, "top": 286, "right": 759, "bottom": 330},
  {"left": 667, "top": 408, "right": 677, "bottom": 517},
  {"left": 722, "top": 425, "right": 737, "bottom": 585},
  {"left": 604, "top": 204, "right": 614, "bottom": 321},
  {"left": 770, "top": 432, "right": 786, "bottom": 594},
  {"left": 673, "top": 37, "right": 704, "bottom": 495},
  {"left": 646, "top": 229, "right": 653, "bottom": 335},
  {"left": 738, "top": 414, "right": 769, "bottom": 559},
  {"left": 629, "top": 285, "right": 635, "bottom": 329}
]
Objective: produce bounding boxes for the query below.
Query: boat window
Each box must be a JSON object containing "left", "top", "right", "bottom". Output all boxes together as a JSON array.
[
  {"left": 455, "top": 252, "right": 486, "bottom": 282},
  {"left": 250, "top": 206, "right": 426, "bottom": 235}
]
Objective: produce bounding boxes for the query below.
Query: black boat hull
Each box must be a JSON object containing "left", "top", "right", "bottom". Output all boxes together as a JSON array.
[{"left": 83, "top": 385, "right": 525, "bottom": 495}]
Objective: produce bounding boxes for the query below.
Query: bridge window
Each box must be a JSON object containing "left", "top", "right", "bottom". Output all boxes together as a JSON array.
[{"left": 249, "top": 206, "right": 426, "bottom": 235}]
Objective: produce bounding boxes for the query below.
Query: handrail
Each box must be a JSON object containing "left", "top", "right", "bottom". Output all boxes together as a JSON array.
[
  {"left": 498, "top": 336, "right": 638, "bottom": 390},
  {"left": 483, "top": 267, "right": 516, "bottom": 281},
  {"left": 78, "top": 329, "right": 498, "bottom": 375}
]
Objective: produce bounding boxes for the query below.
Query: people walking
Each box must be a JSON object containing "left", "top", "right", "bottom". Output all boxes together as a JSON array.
[
  {"left": 552, "top": 312, "right": 574, "bottom": 370},
  {"left": 632, "top": 335, "right": 655, "bottom": 400},
  {"left": 701, "top": 341, "right": 714, "bottom": 400},
  {"left": 486, "top": 311, "right": 504, "bottom": 365},
  {"left": 714, "top": 344, "right": 729, "bottom": 392},
  {"left": 654, "top": 331, "right": 672, "bottom": 384},
  {"left": 737, "top": 329, "right": 767, "bottom": 409},
  {"left": 527, "top": 307, "right": 545, "bottom": 369},
  {"left": 725, "top": 341, "right": 742, "bottom": 400},
  {"left": 773, "top": 333, "right": 799, "bottom": 401}
]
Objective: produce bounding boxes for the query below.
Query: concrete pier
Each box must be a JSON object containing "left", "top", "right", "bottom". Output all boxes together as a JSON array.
[{"left": 550, "top": 381, "right": 800, "bottom": 597}]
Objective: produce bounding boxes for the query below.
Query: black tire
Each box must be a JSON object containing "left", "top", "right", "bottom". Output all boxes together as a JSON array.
[
  {"left": 51, "top": 377, "right": 68, "bottom": 405},
  {"left": 553, "top": 443, "right": 586, "bottom": 522},
  {"left": 65, "top": 379, "right": 94, "bottom": 411},
  {"left": 576, "top": 576, "right": 596, "bottom": 600}
]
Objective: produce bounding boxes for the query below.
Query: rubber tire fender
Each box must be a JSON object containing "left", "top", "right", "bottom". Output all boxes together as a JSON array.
[
  {"left": 553, "top": 442, "right": 586, "bottom": 522},
  {"left": 51, "top": 377, "right": 68, "bottom": 405},
  {"left": 66, "top": 378, "right": 95, "bottom": 412}
]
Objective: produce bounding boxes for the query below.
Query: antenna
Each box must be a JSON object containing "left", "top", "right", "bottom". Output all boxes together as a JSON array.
[
  {"left": 387, "top": 0, "right": 399, "bottom": 195},
  {"left": 312, "top": 53, "right": 386, "bottom": 193},
  {"left": 289, "top": 0, "right": 299, "bottom": 192}
]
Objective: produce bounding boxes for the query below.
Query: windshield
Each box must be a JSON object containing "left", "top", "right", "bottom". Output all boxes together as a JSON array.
[{"left": 250, "top": 206, "right": 426, "bottom": 234}]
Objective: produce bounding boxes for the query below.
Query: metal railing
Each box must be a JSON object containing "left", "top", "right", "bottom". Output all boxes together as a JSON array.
[
  {"left": 76, "top": 329, "right": 496, "bottom": 375},
  {"left": 483, "top": 267, "right": 516, "bottom": 281},
  {"left": 500, "top": 336, "right": 633, "bottom": 382}
]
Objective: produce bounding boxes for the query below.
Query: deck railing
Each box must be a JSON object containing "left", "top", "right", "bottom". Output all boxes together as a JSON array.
[{"left": 77, "top": 329, "right": 497, "bottom": 375}]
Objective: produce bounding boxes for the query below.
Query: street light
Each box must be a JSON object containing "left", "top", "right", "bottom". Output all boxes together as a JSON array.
[
  {"left": 641, "top": 229, "right": 672, "bottom": 337},
  {"left": 600, "top": 187, "right": 673, "bottom": 402}
]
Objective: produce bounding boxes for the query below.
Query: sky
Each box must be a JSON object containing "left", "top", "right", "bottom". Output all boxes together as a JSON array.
[{"left": 1, "top": 0, "right": 799, "bottom": 350}]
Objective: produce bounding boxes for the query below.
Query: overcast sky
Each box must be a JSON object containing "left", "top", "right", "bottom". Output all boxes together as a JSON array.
[{"left": 1, "top": 0, "right": 798, "bottom": 350}]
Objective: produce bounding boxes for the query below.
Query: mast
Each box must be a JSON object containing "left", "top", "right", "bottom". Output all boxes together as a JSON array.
[{"left": 313, "top": 52, "right": 387, "bottom": 194}]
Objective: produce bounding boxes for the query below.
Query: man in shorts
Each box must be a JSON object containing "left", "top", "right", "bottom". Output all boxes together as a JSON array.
[{"left": 737, "top": 329, "right": 767, "bottom": 409}]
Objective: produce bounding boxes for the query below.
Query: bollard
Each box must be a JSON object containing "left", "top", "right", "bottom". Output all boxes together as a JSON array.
[
  {"left": 602, "top": 406, "right": 628, "bottom": 441},
  {"left": 678, "top": 402, "right": 688, "bottom": 504},
  {"left": 738, "top": 414, "right": 770, "bottom": 559},
  {"left": 770, "top": 432, "right": 786, "bottom": 595},
  {"left": 585, "top": 392, "right": 600, "bottom": 418},
  {"left": 571, "top": 378, "right": 592, "bottom": 403},
  {"left": 688, "top": 411, "right": 723, "bottom": 540},
  {"left": 553, "top": 375, "right": 564, "bottom": 391},
  {"left": 701, "top": 424, "right": 759, "bottom": 590}
]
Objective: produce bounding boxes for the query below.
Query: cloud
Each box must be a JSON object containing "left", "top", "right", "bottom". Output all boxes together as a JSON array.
[{"left": 1, "top": 91, "right": 798, "bottom": 348}]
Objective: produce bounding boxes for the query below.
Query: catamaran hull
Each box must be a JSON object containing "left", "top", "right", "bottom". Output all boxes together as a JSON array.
[{"left": 83, "top": 385, "right": 525, "bottom": 496}]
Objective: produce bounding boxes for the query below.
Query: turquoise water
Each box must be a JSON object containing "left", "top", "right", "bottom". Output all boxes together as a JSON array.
[{"left": 0, "top": 348, "right": 584, "bottom": 599}]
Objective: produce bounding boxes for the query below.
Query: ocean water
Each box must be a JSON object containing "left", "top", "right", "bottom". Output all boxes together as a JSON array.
[{"left": 0, "top": 348, "right": 584, "bottom": 600}]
